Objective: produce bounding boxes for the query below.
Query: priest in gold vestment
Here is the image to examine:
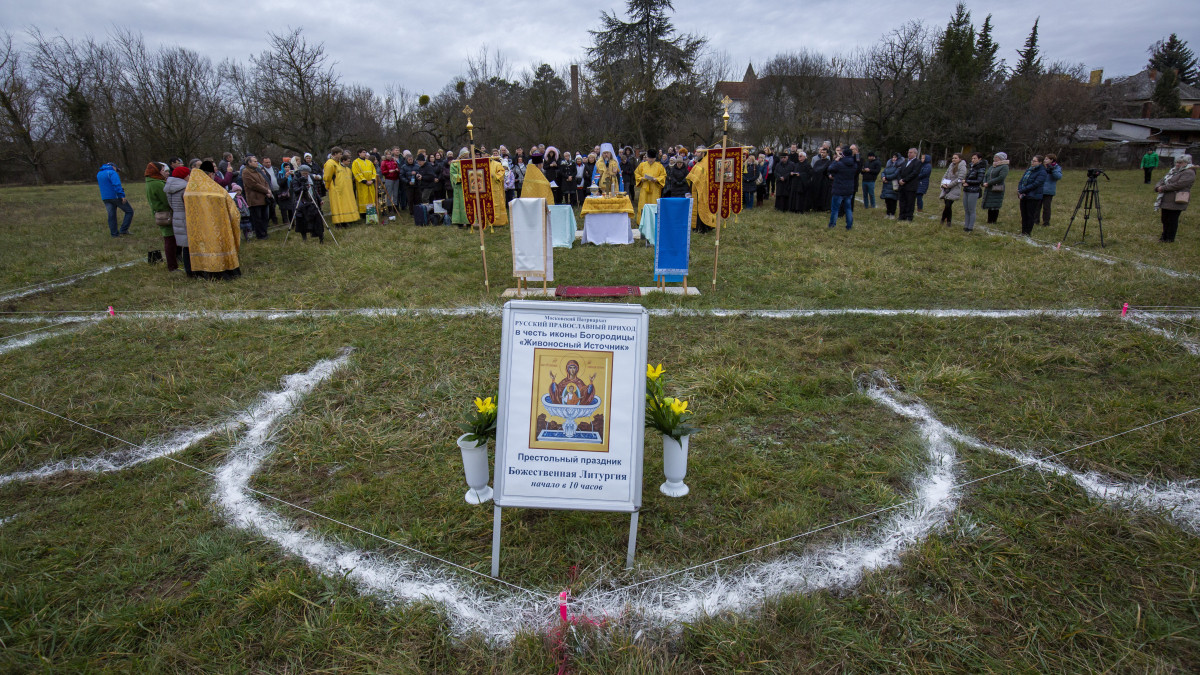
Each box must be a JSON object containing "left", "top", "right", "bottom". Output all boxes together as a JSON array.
[
  {"left": 324, "top": 150, "right": 358, "bottom": 225},
  {"left": 351, "top": 149, "right": 377, "bottom": 215},
  {"left": 633, "top": 149, "right": 666, "bottom": 225},
  {"left": 686, "top": 146, "right": 715, "bottom": 232},
  {"left": 184, "top": 162, "right": 242, "bottom": 279}
]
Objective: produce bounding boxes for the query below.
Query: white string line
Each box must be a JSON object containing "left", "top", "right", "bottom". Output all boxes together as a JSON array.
[
  {"left": 0, "top": 390, "right": 552, "bottom": 602},
  {"left": 587, "top": 403, "right": 1200, "bottom": 601}
]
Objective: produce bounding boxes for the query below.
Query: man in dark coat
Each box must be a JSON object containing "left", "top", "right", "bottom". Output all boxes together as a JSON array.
[
  {"left": 896, "top": 148, "right": 922, "bottom": 221},
  {"left": 828, "top": 146, "right": 859, "bottom": 229}
]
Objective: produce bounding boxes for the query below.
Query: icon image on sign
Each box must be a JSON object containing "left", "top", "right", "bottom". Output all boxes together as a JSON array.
[{"left": 529, "top": 349, "right": 613, "bottom": 452}]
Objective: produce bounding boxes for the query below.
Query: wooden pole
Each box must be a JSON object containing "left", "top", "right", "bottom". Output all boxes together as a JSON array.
[
  {"left": 464, "top": 106, "right": 489, "bottom": 292},
  {"left": 711, "top": 97, "right": 732, "bottom": 292}
]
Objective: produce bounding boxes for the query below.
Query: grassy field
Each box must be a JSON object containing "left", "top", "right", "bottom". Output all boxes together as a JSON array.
[{"left": 1, "top": 170, "right": 1198, "bottom": 672}]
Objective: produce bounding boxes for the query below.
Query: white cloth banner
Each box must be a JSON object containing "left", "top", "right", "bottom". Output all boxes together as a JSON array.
[{"left": 509, "top": 198, "right": 553, "bottom": 281}]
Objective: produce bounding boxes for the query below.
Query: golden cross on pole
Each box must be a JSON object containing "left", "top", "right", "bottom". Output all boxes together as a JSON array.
[{"left": 463, "top": 105, "right": 489, "bottom": 292}]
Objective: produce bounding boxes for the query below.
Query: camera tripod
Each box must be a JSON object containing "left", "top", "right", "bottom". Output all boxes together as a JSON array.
[
  {"left": 1060, "top": 170, "right": 1108, "bottom": 247},
  {"left": 284, "top": 181, "right": 340, "bottom": 246}
]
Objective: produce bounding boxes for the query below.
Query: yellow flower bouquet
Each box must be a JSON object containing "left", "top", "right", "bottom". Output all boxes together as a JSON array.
[
  {"left": 644, "top": 364, "right": 698, "bottom": 441},
  {"left": 460, "top": 395, "right": 498, "bottom": 445}
]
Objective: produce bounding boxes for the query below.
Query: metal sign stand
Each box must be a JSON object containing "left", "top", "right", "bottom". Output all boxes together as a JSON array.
[{"left": 491, "top": 508, "right": 638, "bottom": 577}]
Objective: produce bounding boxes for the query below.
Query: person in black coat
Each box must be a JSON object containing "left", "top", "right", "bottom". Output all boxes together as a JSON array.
[
  {"left": 860, "top": 152, "right": 882, "bottom": 208},
  {"left": 808, "top": 147, "right": 832, "bottom": 212},
  {"left": 666, "top": 156, "right": 689, "bottom": 198},
  {"left": 542, "top": 147, "right": 561, "bottom": 204},
  {"left": 895, "top": 148, "right": 922, "bottom": 221}
]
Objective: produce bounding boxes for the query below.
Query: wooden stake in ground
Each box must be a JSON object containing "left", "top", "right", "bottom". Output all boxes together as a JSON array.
[
  {"left": 712, "top": 96, "right": 732, "bottom": 292},
  {"left": 463, "top": 106, "right": 490, "bottom": 292}
]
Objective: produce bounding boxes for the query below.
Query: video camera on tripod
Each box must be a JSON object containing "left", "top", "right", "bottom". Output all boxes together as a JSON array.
[{"left": 1061, "top": 168, "right": 1108, "bottom": 247}]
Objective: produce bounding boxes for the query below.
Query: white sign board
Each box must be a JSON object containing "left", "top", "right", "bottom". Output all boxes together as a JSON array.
[{"left": 494, "top": 300, "right": 648, "bottom": 512}]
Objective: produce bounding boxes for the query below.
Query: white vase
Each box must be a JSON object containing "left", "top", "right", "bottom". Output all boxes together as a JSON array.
[
  {"left": 660, "top": 434, "right": 690, "bottom": 497},
  {"left": 458, "top": 434, "right": 493, "bottom": 504}
]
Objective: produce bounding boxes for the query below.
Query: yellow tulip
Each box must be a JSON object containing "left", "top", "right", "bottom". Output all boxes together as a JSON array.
[
  {"left": 646, "top": 363, "right": 665, "bottom": 380},
  {"left": 475, "top": 396, "right": 496, "bottom": 414},
  {"left": 669, "top": 398, "right": 689, "bottom": 415}
]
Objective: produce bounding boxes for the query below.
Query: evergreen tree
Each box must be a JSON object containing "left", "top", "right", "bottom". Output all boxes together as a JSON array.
[
  {"left": 1014, "top": 18, "right": 1042, "bottom": 78},
  {"left": 935, "top": 2, "right": 975, "bottom": 83},
  {"left": 975, "top": 14, "right": 999, "bottom": 78},
  {"left": 1148, "top": 34, "right": 1199, "bottom": 85},
  {"left": 586, "top": 0, "right": 707, "bottom": 147},
  {"left": 1152, "top": 68, "right": 1188, "bottom": 117}
]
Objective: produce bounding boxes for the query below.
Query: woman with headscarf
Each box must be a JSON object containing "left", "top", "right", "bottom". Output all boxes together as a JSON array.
[
  {"left": 542, "top": 146, "right": 561, "bottom": 204},
  {"left": 183, "top": 160, "right": 242, "bottom": 280},
  {"left": 1154, "top": 154, "right": 1195, "bottom": 243},
  {"left": 880, "top": 153, "right": 901, "bottom": 219},
  {"left": 164, "top": 166, "right": 192, "bottom": 276},
  {"left": 981, "top": 152, "right": 1010, "bottom": 224},
  {"left": 144, "top": 162, "right": 177, "bottom": 272}
]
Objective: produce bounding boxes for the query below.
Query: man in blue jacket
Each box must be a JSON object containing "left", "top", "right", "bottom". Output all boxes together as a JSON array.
[
  {"left": 828, "top": 146, "right": 859, "bottom": 230},
  {"left": 97, "top": 163, "right": 133, "bottom": 237}
]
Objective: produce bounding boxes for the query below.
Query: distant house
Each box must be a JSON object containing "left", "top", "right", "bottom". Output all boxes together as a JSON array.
[
  {"left": 1110, "top": 118, "right": 1200, "bottom": 158},
  {"left": 714, "top": 63, "right": 863, "bottom": 147},
  {"left": 714, "top": 63, "right": 758, "bottom": 130},
  {"left": 1104, "top": 68, "right": 1200, "bottom": 118}
]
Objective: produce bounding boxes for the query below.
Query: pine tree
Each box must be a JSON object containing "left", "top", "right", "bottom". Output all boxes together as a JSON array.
[
  {"left": 975, "top": 14, "right": 999, "bottom": 78},
  {"left": 1148, "top": 34, "right": 1199, "bottom": 85},
  {"left": 1152, "top": 68, "right": 1188, "bottom": 117},
  {"left": 935, "top": 2, "right": 975, "bottom": 83},
  {"left": 1014, "top": 18, "right": 1042, "bottom": 78}
]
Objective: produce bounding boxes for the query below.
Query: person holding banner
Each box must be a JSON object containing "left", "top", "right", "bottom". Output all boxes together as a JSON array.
[
  {"left": 450, "top": 148, "right": 470, "bottom": 227},
  {"left": 686, "top": 146, "right": 715, "bottom": 233}
]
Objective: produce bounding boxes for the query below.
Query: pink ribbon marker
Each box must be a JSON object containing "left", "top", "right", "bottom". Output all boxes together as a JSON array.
[
  {"left": 107, "top": 306, "right": 115, "bottom": 317},
  {"left": 559, "top": 591, "right": 569, "bottom": 622},
  {"left": 1121, "top": 302, "right": 1129, "bottom": 317},
  {"left": 1055, "top": 242, "right": 1061, "bottom": 251}
]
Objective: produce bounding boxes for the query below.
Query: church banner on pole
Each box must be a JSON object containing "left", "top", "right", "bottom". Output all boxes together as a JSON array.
[
  {"left": 706, "top": 147, "right": 744, "bottom": 219},
  {"left": 458, "top": 157, "right": 496, "bottom": 227}
]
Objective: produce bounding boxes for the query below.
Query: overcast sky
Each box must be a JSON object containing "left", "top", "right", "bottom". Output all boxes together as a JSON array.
[{"left": 7, "top": 0, "right": 1196, "bottom": 94}]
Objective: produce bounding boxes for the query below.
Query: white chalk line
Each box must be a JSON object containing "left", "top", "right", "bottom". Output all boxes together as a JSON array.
[
  {"left": 0, "top": 307, "right": 1142, "bottom": 324},
  {"left": 2, "top": 354, "right": 1198, "bottom": 642},
  {"left": 1125, "top": 311, "right": 1200, "bottom": 356},
  {"left": 0, "top": 513, "right": 17, "bottom": 528},
  {"left": 0, "top": 320, "right": 97, "bottom": 357},
  {"left": 866, "top": 372, "right": 1200, "bottom": 534},
  {"left": 0, "top": 261, "right": 140, "bottom": 303},
  {"left": 978, "top": 225, "right": 1198, "bottom": 280}
]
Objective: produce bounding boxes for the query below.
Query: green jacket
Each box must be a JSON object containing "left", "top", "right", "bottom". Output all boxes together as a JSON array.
[
  {"left": 980, "top": 163, "right": 1009, "bottom": 210},
  {"left": 1141, "top": 152, "right": 1159, "bottom": 169},
  {"left": 145, "top": 177, "right": 169, "bottom": 212}
]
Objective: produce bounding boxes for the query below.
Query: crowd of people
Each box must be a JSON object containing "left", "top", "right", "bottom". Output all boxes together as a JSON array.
[{"left": 100, "top": 139, "right": 1196, "bottom": 280}]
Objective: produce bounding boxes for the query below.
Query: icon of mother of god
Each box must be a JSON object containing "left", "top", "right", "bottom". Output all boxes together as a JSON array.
[{"left": 548, "top": 360, "right": 596, "bottom": 405}]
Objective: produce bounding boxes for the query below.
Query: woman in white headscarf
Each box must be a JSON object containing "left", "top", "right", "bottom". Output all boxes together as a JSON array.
[{"left": 1154, "top": 154, "right": 1195, "bottom": 243}]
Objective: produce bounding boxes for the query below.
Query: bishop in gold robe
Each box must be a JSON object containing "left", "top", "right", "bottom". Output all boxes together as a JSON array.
[{"left": 183, "top": 163, "right": 242, "bottom": 278}]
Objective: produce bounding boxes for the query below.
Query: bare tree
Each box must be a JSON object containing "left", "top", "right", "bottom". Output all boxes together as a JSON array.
[
  {"left": 849, "top": 21, "right": 934, "bottom": 153},
  {"left": 0, "top": 34, "right": 56, "bottom": 183},
  {"left": 112, "top": 29, "right": 226, "bottom": 159}
]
